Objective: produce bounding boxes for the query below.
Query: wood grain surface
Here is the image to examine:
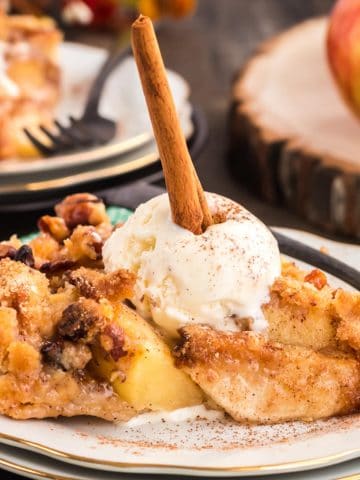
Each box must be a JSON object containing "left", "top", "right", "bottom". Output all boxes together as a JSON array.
[{"left": 230, "top": 16, "right": 360, "bottom": 239}]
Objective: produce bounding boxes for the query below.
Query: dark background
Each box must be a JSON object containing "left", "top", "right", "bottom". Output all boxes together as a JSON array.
[
  {"left": 154, "top": 0, "right": 335, "bottom": 236},
  {"left": 70, "top": 0, "right": 334, "bottom": 234},
  {"left": 0, "top": 0, "right": 337, "bottom": 241},
  {"left": 3, "top": 1, "right": 346, "bottom": 479}
]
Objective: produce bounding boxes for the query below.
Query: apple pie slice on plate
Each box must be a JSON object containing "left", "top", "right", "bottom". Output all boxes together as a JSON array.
[
  {"left": 0, "top": 12, "right": 358, "bottom": 476},
  {"left": 0, "top": 193, "right": 357, "bottom": 476}
]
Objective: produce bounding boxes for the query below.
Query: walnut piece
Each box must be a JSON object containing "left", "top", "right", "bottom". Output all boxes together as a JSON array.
[
  {"left": 55, "top": 193, "right": 108, "bottom": 229},
  {"left": 99, "top": 324, "right": 126, "bottom": 361},
  {"left": 64, "top": 226, "right": 103, "bottom": 262},
  {"left": 38, "top": 215, "right": 70, "bottom": 242}
]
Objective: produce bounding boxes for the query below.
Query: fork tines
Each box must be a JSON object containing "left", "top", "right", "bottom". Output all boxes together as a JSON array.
[{"left": 24, "top": 117, "right": 100, "bottom": 157}]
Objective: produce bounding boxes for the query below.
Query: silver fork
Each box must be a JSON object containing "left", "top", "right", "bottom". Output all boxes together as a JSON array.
[{"left": 24, "top": 41, "right": 132, "bottom": 157}]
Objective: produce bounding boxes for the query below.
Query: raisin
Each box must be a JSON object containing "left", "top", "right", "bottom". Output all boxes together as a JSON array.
[{"left": 14, "top": 245, "right": 35, "bottom": 268}]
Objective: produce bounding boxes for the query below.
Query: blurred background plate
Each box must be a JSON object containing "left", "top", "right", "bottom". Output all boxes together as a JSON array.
[
  {"left": 0, "top": 43, "right": 193, "bottom": 177},
  {"left": 0, "top": 105, "right": 207, "bottom": 216}
]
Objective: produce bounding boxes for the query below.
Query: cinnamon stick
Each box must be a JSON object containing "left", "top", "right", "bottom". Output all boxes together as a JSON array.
[{"left": 131, "top": 15, "right": 213, "bottom": 234}]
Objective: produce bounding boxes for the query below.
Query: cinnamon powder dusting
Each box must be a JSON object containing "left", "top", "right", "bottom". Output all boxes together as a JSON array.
[{"left": 72, "top": 412, "right": 360, "bottom": 453}]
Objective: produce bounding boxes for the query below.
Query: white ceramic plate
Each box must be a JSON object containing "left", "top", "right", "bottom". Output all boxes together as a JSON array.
[
  {"left": 0, "top": 228, "right": 358, "bottom": 478},
  {"left": 0, "top": 443, "right": 360, "bottom": 480},
  {"left": 0, "top": 42, "right": 193, "bottom": 176}
]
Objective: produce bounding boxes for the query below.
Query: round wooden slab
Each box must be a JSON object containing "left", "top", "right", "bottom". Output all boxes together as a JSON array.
[{"left": 229, "top": 17, "right": 360, "bottom": 239}]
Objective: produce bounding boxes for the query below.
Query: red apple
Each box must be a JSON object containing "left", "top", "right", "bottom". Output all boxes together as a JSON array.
[
  {"left": 82, "top": 0, "right": 118, "bottom": 26},
  {"left": 327, "top": 0, "right": 360, "bottom": 118},
  {"left": 62, "top": 0, "right": 118, "bottom": 27}
]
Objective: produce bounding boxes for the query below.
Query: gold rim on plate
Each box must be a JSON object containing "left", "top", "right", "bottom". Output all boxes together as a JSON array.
[
  {"left": 0, "top": 150, "right": 159, "bottom": 194},
  {"left": 0, "top": 456, "right": 78, "bottom": 480},
  {"left": 0, "top": 132, "right": 152, "bottom": 176},
  {"left": 1, "top": 458, "right": 360, "bottom": 480},
  {"left": 0, "top": 431, "right": 359, "bottom": 474},
  {"left": 1, "top": 451, "right": 360, "bottom": 480}
]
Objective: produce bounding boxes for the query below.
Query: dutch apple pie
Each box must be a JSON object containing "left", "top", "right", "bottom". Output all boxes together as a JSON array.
[{"left": 0, "top": 193, "right": 358, "bottom": 425}]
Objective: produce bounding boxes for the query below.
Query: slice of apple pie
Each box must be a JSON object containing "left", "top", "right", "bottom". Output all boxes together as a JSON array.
[
  {"left": 175, "top": 265, "right": 360, "bottom": 424},
  {"left": 0, "top": 192, "right": 358, "bottom": 425}
]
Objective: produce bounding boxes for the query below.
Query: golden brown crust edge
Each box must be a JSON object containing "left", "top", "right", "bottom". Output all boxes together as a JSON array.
[
  {"left": 265, "top": 262, "right": 360, "bottom": 355},
  {"left": 175, "top": 324, "right": 360, "bottom": 424},
  {"left": 0, "top": 256, "right": 136, "bottom": 421}
]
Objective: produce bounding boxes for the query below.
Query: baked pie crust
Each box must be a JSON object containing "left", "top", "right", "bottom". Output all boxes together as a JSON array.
[{"left": 0, "top": 193, "right": 359, "bottom": 424}]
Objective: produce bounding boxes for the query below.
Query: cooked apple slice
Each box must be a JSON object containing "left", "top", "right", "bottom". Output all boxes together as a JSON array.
[{"left": 92, "top": 304, "right": 203, "bottom": 411}]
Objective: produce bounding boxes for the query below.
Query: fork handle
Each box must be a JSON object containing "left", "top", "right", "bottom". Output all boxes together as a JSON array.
[{"left": 83, "top": 37, "right": 132, "bottom": 119}]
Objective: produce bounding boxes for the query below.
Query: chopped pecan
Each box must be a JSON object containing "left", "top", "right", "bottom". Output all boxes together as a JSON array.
[
  {"left": 14, "top": 245, "right": 35, "bottom": 268},
  {"left": 64, "top": 226, "right": 103, "bottom": 262},
  {"left": 57, "top": 298, "right": 105, "bottom": 342},
  {"left": 304, "top": 269, "right": 327, "bottom": 290},
  {"left": 38, "top": 215, "right": 70, "bottom": 242},
  {"left": 55, "top": 193, "right": 108, "bottom": 229},
  {"left": 99, "top": 324, "right": 127, "bottom": 361}
]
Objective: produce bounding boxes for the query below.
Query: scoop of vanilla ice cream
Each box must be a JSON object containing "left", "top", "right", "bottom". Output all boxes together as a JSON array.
[{"left": 103, "top": 193, "right": 281, "bottom": 337}]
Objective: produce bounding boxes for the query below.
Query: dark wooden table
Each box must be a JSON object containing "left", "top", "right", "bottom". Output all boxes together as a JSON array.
[{"left": 3, "top": 1, "right": 344, "bottom": 479}]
